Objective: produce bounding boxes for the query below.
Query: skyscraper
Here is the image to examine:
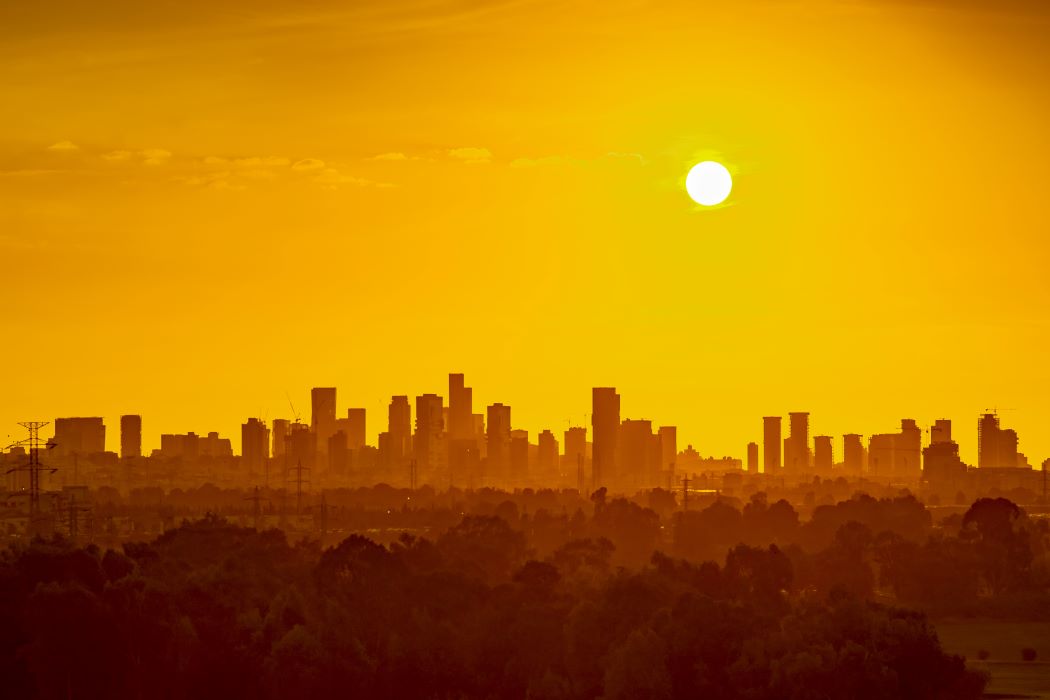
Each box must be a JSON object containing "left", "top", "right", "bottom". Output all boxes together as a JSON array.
[
  {"left": 120, "top": 414, "right": 141, "bottom": 459},
  {"left": 785, "top": 412, "right": 810, "bottom": 472},
  {"left": 311, "top": 387, "right": 337, "bottom": 454},
  {"left": 563, "top": 426, "right": 587, "bottom": 482},
  {"left": 843, "top": 433, "right": 863, "bottom": 474},
  {"left": 931, "top": 419, "right": 952, "bottom": 445},
  {"left": 658, "top": 426, "right": 677, "bottom": 481},
  {"left": 762, "top": 416, "right": 782, "bottom": 474},
  {"left": 813, "top": 435, "right": 833, "bottom": 473},
  {"left": 241, "top": 417, "right": 270, "bottom": 479},
  {"left": 537, "top": 429, "right": 558, "bottom": 482},
  {"left": 619, "top": 418, "right": 654, "bottom": 491},
  {"left": 486, "top": 403, "right": 511, "bottom": 483},
  {"left": 592, "top": 387, "right": 620, "bottom": 488},
  {"left": 746, "top": 441, "right": 759, "bottom": 473},
  {"left": 388, "top": 396, "right": 411, "bottom": 463},
  {"left": 53, "top": 417, "right": 106, "bottom": 460},
  {"left": 272, "top": 419, "right": 290, "bottom": 458},
  {"left": 344, "top": 408, "right": 366, "bottom": 449},
  {"left": 414, "top": 394, "right": 445, "bottom": 481},
  {"left": 868, "top": 419, "right": 921, "bottom": 479},
  {"left": 978, "top": 412, "right": 1020, "bottom": 468},
  {"left": 448, "top": 373, "right": 473, "bottom": 441}
]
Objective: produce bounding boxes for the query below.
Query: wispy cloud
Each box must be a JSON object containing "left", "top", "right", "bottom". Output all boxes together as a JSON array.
[
  {"left": 140, "top": 148, "right": 173, "bottom": 165},
  {"left": 292, "top": 158, "right": 325, "bottom": 171},
  {"left": 47, "top": 140, "right": 79, "bottom": 152},
  {"left": 448, "top": 147, "right": 492, "bottom": 164},
  {"left": 102, "top": 150, "right": 133, "bottom": 161}
]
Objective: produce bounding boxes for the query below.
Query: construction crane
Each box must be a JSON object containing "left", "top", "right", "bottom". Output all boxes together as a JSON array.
[{"left": 286, "top": 392, "right": 302, "bottom": 424}]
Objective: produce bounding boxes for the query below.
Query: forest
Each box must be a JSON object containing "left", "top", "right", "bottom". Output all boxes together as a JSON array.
[{"left": 2, "top": 492, "right": 1047, "bottom": 699}]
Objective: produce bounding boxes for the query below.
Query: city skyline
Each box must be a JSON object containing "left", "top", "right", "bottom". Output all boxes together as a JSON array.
[{"left": 17, "top": 373, "right": 1041, "bottom": 475}]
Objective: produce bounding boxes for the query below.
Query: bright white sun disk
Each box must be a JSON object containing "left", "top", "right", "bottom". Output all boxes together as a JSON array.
[{"left": 686, "top": 161, "right": 732, "bottom": 206}]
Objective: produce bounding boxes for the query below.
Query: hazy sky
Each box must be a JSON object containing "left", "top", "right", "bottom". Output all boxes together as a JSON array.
[{"left": 2, "top": 0, "right": 1049, "bottom": 464}]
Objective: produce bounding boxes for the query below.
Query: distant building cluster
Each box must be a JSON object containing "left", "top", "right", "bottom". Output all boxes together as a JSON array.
[{"left": 2, "top": 377, "right": 1047, "bottom": 502}]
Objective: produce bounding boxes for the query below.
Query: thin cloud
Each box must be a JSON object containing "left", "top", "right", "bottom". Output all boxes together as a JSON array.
[
  {"left": 47, "top": 140, "right": 79, "bottom": 151},
  {"left": 140, "top": 148, "right": 173, "bottom": 165},
  {"left": 448, "top": 147, "right": 492, "bottom": 164},
  {"left": 102, "top": 150, "right": 133, "bottom": 161},
  {"left": 369, "top": 152, "right": 411, "bottom": 161},
  {"left": 292, "top": 158, "right": 325, "bottom": 171}
]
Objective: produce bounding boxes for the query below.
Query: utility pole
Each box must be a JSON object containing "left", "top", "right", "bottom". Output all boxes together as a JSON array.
[
  {"left": 288, "top": 459, "right": 310, "bottom": 516},
  {"left": 5, "top": 422, "right": 58, "bottom": 537},
  {"left": 244, "top": 486, "right": 269, "bottom": 530},
  {"left": 577, "top": 454, "right": 584, "bottom": 494},
  {"left": 409, "top": 459, "right": 418, "bottom": 491}
]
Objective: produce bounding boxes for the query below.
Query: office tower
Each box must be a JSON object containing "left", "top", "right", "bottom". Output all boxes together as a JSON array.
[
  {"left": 843, "top": 434, "right": 864, "bottom": 474},
  {"left": 287, "top": 422, "right": 316, "bottom": 470},
  {"left": 120, "top": 415, "right": 141, "bottom": 459},
  {"left": 537, "top": 430, "right": 558, "bottom": 481},
  {"left": 344, "top": 408, "right": 366, "bottom": 449},
  {"left": 311, "top": 387, "right": 337, "bottom": 453},
  {"left": 762, "top": 416, "right": 782, "bottom": 474},
  {"left": 619, "top": 419, "right": 654, "bottom": 491},
  {"left": 746, "top": 441, "right": 759, "bottom": 473},
  {"left": 53, "top": 417, "right": 106, "bottom": 459},
  {"left": 272, "top": 419, "right": 290, "bottom": 458},
  {"left": 328, "top": 430, "right": 349, "bottom": 475},
  {"left": 448, "top": 373, "right": 473, "bottom": 441},
  {"left": 785, "top": 412, "right": 810, "bottom": 472},
  {"left": 510, "top": 429, "right": 529, "bottom": 482},
  {"left": 563, "top": 426, "right": 587, "bottom": 478},
  {"left": 486, "top": 403, "right": 511, "bottom": 483},
  {"left": 931, "top": 419, "right": 952, "bottom": 445},
  {"left": 388, "top": 396, "right": 412, "bottom": 462},
  {"left": 592, "top": 387, "right": 620, "bottom": 488},
  {"left": 814, "top": 435, "right": 833, "bottom": 473},
  {"left": 448, "top": 374, "right": 476, "bottom": 482},
  {"left": 241, "top": 417, "right": 270, "bottom": 479},
  {"left": 658, "top": 426, "right": 677, "bottom": 479},
  {"left": 978, "top": 412, "right": 1019, "bottom": 468},
  {"left": 868, "top": 419, "right": 922, "bottom": 479},
  {"left": 414, "top": 394, "right": 445, "bottom": 480}
]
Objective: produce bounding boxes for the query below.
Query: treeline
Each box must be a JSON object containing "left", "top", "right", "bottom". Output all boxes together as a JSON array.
[{"left": 0, "top": 498, "right": 1021, "bottom": 699}]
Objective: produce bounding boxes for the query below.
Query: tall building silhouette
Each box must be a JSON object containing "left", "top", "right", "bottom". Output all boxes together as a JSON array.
[
  {"left": 53, "top": 417, "right": 106, "bottom": 460},
  {"left": 931, "top": 419, "right": 952, "bottom": 445},
  {"left": 618, "top": 419, "right": 653, "bottom": 491},
  {"left": 388, "top": 396, "right": 411, "bottom": 463},
  {"left": 869, "top": 419, "right": 921, "bottom": 479},
  {"left": 784, "top": 412, "right": 810, "bottom": 472},
  {"left": 592, "top": 388, "right": 620, "bottom": 488},
  {"left": 311, "top": 387, "right": 337, "bottom": 454},
  {"left": 762, "top": 416, "right": 781, "bottom": 474},
  {"left": 746, "top": 441, "right": 758, "bottom": 473},
  {"left": 414, "top": 394, "right": 445, "bottom": 481},
  {"left": 564, "top": 426, "right": 587, "bottom": 481},
  {"left": 448, "top": 373, "right": 473, "bottom": 441},
  {"left": 486, "top": 403, "right": 511, "bottom": 483},
  {"left": 271, "top": 419, "right": 290, "bottom": 458},
  {"left": 537, "top": 429, "right": 558, "bottom": 481},
  {"left": 510, "top": 429, "right": 529, "bottom": 482},
  {"left": 120, "top": 414, "right": 141, "bottom": 459},
  {"left": 343, "top": 408, "right": 366, "bottom": 449},
  {"left": 843, "top": 433, "right": 864, "bottom": 474},
  {"left": 658, "top": 426, "right": 677, "bottom": 482},
  {"left": 813, "top": 435, "right": 833, "bottom": 473},
  {"left": 241, "top": 417, "right": 270, "bottom": 479},
  {"left": 978, "top": 412, "right": 1019, "bottom": 468}
]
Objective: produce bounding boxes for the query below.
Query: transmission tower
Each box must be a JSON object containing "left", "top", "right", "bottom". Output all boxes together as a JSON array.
[
  {"left": 244, "top": 486, "right": 270, "bottom": 530},
  {"left": 64, "top": 492, "right": 92, "bottom": 543},
  {"left": 287, "top": 459, "right": 310, "bottom": 516},
  {"left": 5, "top": 422, "right": 58, "bottom": 536}
]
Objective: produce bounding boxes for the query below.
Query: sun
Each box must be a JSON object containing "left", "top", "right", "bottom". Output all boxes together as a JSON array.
[{"left": 686, "top": 161, "right": 733, "bottom": 206}]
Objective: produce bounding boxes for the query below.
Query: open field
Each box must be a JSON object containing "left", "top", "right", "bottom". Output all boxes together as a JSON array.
[{"left": 935, "top": 620, "right": 1050, "bottom": 699}]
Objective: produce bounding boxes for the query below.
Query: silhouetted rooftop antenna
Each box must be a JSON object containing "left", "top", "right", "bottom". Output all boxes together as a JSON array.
[{"left": 5, "top": 422, "right": 58, "bottom": 536}]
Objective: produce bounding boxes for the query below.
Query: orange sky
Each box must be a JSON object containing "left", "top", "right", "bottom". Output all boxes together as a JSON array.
[{"left": 2, "top": 0, "right": 1049, "bottom": 465}]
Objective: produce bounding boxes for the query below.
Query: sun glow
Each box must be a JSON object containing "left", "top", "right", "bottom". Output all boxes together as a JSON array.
[{"left": 686, "top": 161, "right": 733, "bottom": 206}]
